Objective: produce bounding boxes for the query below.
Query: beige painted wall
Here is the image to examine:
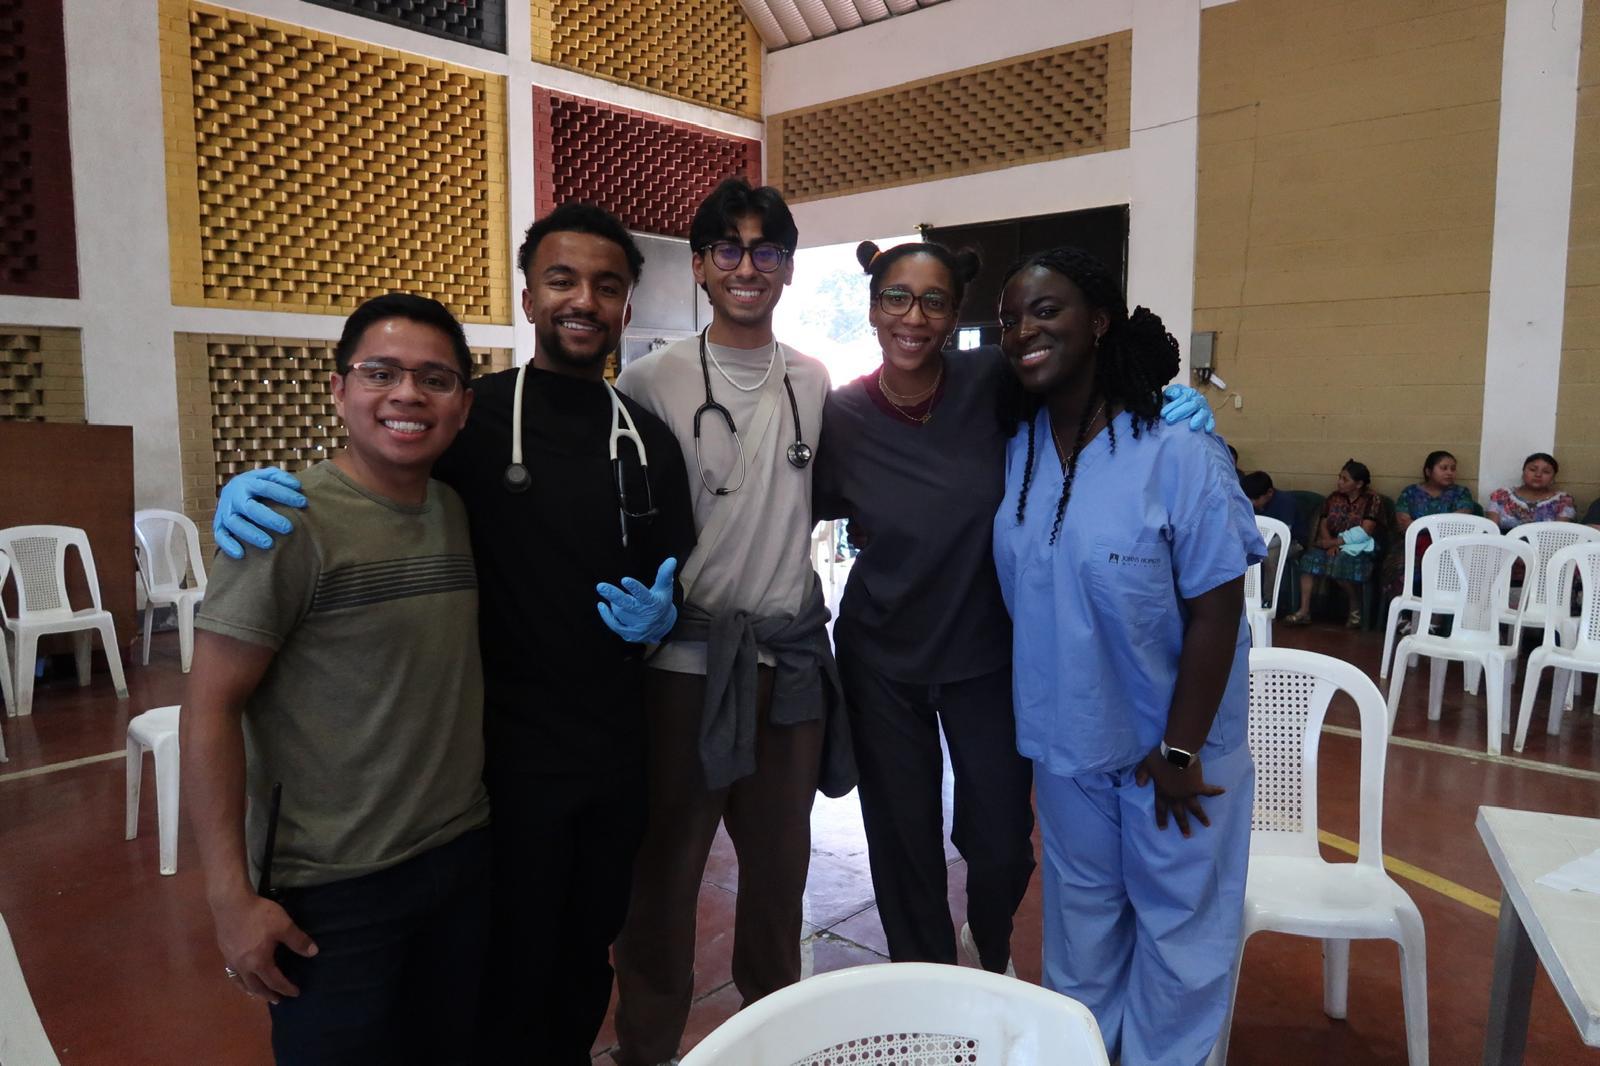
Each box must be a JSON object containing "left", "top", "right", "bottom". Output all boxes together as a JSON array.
[
  {"left": 1195, "top": 0, "right": 1504, "bottom": 503},
  {"left": 1558, "top": 6, "right": 1600, "bottom": 514}
]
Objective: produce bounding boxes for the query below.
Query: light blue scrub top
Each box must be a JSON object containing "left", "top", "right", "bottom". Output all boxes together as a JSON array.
[{"left": 992, "top": 410, "right": 1265, "bottom": 779}]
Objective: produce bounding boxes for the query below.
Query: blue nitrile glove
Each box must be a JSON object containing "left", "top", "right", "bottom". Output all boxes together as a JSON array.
[
  {"left": 596, "top": 557, "right": 679, "bottom": 644},
  {"left": 1160, "top": 384, "right": 1216, "bottom": 433},
  {"left": 213, "top": 468, "right": 306, "bottom": 560}
]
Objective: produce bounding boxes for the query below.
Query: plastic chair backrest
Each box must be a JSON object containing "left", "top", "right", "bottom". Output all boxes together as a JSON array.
[
  {"left": 1541, "top": 543, "right": 1600, "bottom": 659},
  {"left": 133, "top": 510, "right": 207, "bottom": 594},
  {"left": 1398, "top": 513, "right": 1499, "bottom": 602},
  {"left": 1251, "top": 515, "right": 1291, "bottom": 614},
  {"left": 0, "top": 913, "right": 59, "bottom": 1065},
  {"left": 1419, "top": 535, "right": 1532, "bottom": 647},
  {"left": 1246, "top": 648, "right": 1388, "bottom": 866},
  {"left": 0, "top": 526, "right": 103, "bottom": 620},
  {"left": 1506, "top": 521, "right": 1600, "bottom": 616},
  {"left": 679, "top": 963, "right": 1108, "bottom": 1066}
]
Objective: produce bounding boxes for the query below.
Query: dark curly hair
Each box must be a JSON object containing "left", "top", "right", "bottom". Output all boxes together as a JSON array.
[
  {"left": 855, "top": 239, "right": 982, "bottom": 312},
  {"left": 1001, "top": 246, "right": 1181, "bottom": 544}
]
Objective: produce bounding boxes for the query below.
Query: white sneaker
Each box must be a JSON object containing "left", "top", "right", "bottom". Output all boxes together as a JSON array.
[{"left": 959, "top": 921, "right": 1016, "bottom": 978}]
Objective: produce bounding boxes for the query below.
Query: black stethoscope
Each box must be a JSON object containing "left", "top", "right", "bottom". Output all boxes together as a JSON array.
[
  {"left": 502, "top": 360, "right": 656, "bottom": 546},
  {"left": 692, "top": 328, "right": 811, "bottom": 497}
]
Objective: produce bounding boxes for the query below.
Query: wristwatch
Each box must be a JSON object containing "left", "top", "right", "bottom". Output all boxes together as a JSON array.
[{"left": 1159, "top": 740, "right": 1195, "bottom": 771}]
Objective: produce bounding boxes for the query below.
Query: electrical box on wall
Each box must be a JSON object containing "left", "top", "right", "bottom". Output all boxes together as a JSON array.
[{"left": 1191, "top": 331, "right": 1216, "bottom": 370}]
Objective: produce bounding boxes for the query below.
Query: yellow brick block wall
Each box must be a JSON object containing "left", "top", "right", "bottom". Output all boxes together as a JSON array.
[
  {"left": 1196, "top": 0, "right": 1503, "bottom": 503},
  {"left": 0, "top": 327, "right": 85, "bottom": 422},
  {"left": 1558, "top": 5, "right": 1600, "bottom": 513},
  {"left": 532, "top": 0, "right": 761, "bottom": 118},
  {"left": 160, "top": 0, "right": 510, "bottom": 323},
  {"left": 174, "top": 332, "right": 513, "bottom": 556},
  {"left": 769, "top": 34, "right": 1130, "bottom": 205}
]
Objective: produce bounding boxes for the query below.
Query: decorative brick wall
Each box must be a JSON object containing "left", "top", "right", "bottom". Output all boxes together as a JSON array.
[
  {"left": 304, "top": 0, "right": 507, "bottom": 52},
  {"left": 532, "top": 0, "right": 761, "bottom": 117},
  {"left": 0, "top": 326, "right": 84, "bottom": 422},
  {"left": 160, "top": 1, "right": 510, "bottom": 322},
  {"left": 535, "top": 88, "right": 761, "bottom": 239},
  {"left": 0, "top": 0, "right": 79, "bottom": 299},
  {"left": 768, "top": 35, "right": 1131, "bottom": 204},
  {"left": 174, "top": 332, "right": 513, "bottom": 553}
]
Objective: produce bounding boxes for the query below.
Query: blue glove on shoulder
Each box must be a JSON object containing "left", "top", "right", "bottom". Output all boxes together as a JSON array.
[
  {"left": 596, "top": 557, "right": 679, "bottom": 644},
  {"left": 214, "top": 467, "right": 307, "bottom": 560},
  {"left": 1160, "top": 384, "right": 1217, "bottom": 434}
]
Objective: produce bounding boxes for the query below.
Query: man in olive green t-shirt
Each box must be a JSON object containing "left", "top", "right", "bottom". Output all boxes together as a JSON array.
[{"left": 185, "top": 294, "right": 488, "bottom": 1065}]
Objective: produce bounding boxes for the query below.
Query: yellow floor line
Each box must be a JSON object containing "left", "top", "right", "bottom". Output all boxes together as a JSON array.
[
  {"left": 1317, "top": 829, "right": 1500, "bottom": 918},
  {"left": 1321, "top": 723, "right": 1600, "bottom": 783},
  {"left": 0, "top": 749, "right": 124, "bottom": 783}
]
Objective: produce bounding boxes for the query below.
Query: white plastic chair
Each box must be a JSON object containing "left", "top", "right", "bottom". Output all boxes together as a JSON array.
[
  {"left": 1210, "top": 648, "right": 1427, "bottom": 1066},
  {"left": 0, "top": 525, "right": 129, "bottom": 718},
  {"left": 126, "top": 705, "right": 181, "bottom": 876},
  {"left": 679, "top": 962, "right": 1108, "bottom": 1066},
  {"left": 1245, "top": 515, "right": 1291, "bottom": 648},
  {"left": 133, "top": 510, "right": 208, "bottom": 673},
  {"left": 1378, "top": 513, "right": 1498, "bottom": 679},
  {"left": 0, "top": 912, "right": 61, "bottom": 1065},
  {"left": 1502, "top": 522, "right": 1600, "bottom": 670},
  {"left": 1512, "top": 544, "right": 1600, "bottom": 752},
  {"left": 0, "top": 552, "right": 12, "bottom": 755},
  {"left": 1385, "top": 535, "right": 1532, "bottom": 754}
]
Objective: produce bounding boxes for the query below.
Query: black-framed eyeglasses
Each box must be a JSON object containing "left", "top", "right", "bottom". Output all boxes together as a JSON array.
[
  {"left": 876, "top": 287, "right": 954, "bottom": 320},
  {"left": 346, "top": 359, "right": 467, "bottom": 396},
  {"left": 700, "top": 240, "right": 791, "bottom": 274}
]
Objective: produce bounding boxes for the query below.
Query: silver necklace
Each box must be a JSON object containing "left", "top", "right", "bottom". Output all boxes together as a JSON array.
[{"left": 705, "top": 338, "right": 779, "bottom": 393}]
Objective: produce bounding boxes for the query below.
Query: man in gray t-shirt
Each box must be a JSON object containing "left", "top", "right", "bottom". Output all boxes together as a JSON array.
[{"left": 185, "top": 294, "right": 490, "bottom": 1065}]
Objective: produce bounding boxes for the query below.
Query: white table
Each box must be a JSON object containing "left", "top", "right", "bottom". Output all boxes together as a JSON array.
[{"left": 1476, "top": 806, "right": 1600, "bottom": 1064}]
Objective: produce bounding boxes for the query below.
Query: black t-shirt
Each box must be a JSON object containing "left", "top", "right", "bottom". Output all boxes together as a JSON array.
[
  {"left": 813, "top": 346, "right": 1013, "bottom": 683},
  {"left": 434, "top": 365, "right": 697, "bottom": 774}
]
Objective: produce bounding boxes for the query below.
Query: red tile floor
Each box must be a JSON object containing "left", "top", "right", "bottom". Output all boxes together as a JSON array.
[{"left": 2, "top": 619, "right": 1599, "bottom": 1064}]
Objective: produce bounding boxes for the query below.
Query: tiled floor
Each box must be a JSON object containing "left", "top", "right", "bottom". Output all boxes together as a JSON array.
[{"left": 2, "top": 617, "right": 1599, "bottom": 1064}]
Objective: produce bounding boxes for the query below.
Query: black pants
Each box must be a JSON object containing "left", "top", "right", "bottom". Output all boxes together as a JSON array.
[
  {"left": 836, "top": 651, "right": 1036, "bottom": 970},
  {"left": 269, "top": 827, "right": 492, "bottom": 1066},
  {"left": 476, "top": 763, "right": 648, "bottom": 1065}
]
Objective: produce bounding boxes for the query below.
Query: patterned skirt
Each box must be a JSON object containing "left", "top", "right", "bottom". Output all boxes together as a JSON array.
[{"left": 1298, "top": 546, "right": 1375, "bottom": 583}]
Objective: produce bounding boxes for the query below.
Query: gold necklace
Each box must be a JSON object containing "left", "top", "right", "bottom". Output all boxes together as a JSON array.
[
  {"left": 878, "top": 361, "right": 943, "bottom": 406},
  {"left": 1049, "top": 399, "right": 1106, "bottom": 467}
]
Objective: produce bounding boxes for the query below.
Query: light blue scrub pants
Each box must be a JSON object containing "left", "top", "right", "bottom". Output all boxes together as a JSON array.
[{"left": 1036, "top": 741, "right": 1254, "bottom": 1066}]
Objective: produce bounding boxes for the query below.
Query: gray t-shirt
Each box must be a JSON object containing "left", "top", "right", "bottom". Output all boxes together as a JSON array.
[
  {"left": 618, "top": 335, "right": 830, "bottom": 675},
  {"left": 197, "top": 461, "right": 490, "bottom": 889},
  {"left": 813, "top": 347, "right": 1013, "bottom": 683}
]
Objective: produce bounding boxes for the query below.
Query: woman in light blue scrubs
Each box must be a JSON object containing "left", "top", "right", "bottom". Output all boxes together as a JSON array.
[{"left": 991, "top": 247, "right": 1264, "bottom": 1066}]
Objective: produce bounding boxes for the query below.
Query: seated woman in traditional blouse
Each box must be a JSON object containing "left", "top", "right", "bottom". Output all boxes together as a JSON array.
[
  {"left": 1285, "top": 459, "right": 1382, "bottom": 628},
  {"left": 1486, "top": 452, "right": 1576, "bottom": 531},
  {"left": 1382, "top": 450, "right": 1477, "bottom": 598}
]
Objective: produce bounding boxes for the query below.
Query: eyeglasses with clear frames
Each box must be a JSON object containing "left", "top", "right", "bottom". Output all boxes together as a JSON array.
[
  {"left": 345, "top": 360, "right": 467, "bottom": 396},
  {"left": 701, "top": 240, "right": 791, "bottom": 274},
  {"left": 875, "top": 287, "right": 954, "bottom": 320}
]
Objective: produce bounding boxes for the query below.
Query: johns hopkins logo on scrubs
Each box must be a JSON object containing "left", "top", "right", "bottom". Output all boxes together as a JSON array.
[{"left": 1108, "top": 550, "right": 1162, "bottom": 567}]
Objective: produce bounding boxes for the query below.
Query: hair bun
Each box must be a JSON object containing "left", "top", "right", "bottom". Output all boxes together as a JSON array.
[
  {"left": 855, "top": 241, "right": 881, "bottom": 273},
  {"left": 952, "top": 247, "right": 982, "bottom": 284}
]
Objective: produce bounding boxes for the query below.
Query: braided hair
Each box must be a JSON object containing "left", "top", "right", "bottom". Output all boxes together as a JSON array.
[{"left": 1001, "top": 246, "right": 1182, "bottom": 544}]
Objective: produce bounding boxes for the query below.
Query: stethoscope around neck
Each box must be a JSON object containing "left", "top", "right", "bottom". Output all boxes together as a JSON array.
[
  {"left": 692, "top": 328, "right": 811, "bottom": 497},
  {"left": 502, "top": 360, "right": 656, "bottom": 546}
]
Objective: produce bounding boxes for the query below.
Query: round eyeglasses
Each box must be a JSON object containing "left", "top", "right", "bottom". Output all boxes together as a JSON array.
[
  {"left": 701, "top": 240, "right": 791, "bottom": 274},
  {"left": 875, "top": 287, "right": 954, "bottom": 320},
  {"left": 345, "top": 360, "right": 466, "bottom": 396}
]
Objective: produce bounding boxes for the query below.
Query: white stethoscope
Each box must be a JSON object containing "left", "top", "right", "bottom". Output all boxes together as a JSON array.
[{"left": 502, "top": 359, "right": 656, "bottom": 546}]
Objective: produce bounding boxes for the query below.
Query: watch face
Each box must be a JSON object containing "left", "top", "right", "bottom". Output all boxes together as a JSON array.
[{"left": 1163, "top": 745, "right": 1193, "bottom": 770}]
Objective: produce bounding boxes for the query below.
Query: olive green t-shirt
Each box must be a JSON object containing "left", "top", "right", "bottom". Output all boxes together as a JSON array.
[{"left": 197, "top": 461, "right": 489, "bottom": 889}]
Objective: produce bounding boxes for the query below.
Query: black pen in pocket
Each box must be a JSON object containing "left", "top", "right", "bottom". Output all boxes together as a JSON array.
[{"left": 256, "top": 781, "right": 282, "bottom": 899}]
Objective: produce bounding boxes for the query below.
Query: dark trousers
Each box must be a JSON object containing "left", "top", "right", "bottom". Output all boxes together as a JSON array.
[
  {"left": 269, "top": 827, "right": 492, "bottom": 1066},
  {"left": 836, "top": 650, "right": 1036, "bottom": 970},
  {"left": 612, "top": 666, "right": 824, "bottom": 1066},
  {"left": 476, "top": 763, "right": 648, "bottom": 1065}
]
